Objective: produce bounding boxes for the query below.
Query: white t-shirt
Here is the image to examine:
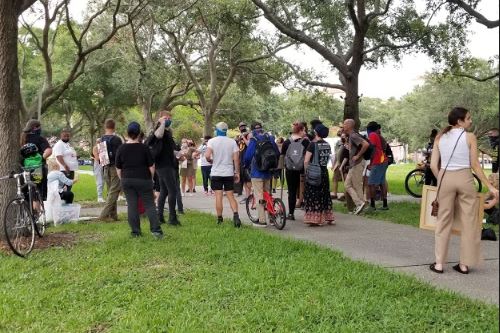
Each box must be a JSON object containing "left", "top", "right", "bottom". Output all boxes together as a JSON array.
[
  {"left": 198, "top": 144, "right": 212, "bottom": 167},
  {"left": 207, "top": 136, "right": 239, "bottom": 177},
  {"left": 52, "top": 140, "right": 79, "bottom": 171}
]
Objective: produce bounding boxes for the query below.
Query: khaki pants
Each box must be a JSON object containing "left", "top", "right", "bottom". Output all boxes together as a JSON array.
[
  {"left": 100, "top": 165, "right": 121, "bottom": 220},
  {"left": 435, "top": 169, "right": 482, "bottom": 267},
  {"left": 345, "top": 162, "right": 365, "bottom": 207},
  {"left": 252, "top": 178, "right": 271, "bottom": 223}
]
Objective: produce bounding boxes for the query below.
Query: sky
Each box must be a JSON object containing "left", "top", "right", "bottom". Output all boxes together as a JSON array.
[{"left": 64, "top": 0, "right": 500, "bottom": 100}]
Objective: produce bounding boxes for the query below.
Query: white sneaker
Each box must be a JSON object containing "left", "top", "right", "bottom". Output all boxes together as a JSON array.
[
  {"left": 354, "top": 202, "right": 368, "bottom": 215},
  {"left": 97, "top": 197, "right": 105, "bottom": 203},
  {"left": 181, "top": 192, "right": 185, "bottom": 197}
]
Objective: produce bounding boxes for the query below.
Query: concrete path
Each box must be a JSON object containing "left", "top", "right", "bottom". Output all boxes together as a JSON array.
[{"left": 81, "top": 187, "right": 499, "bottom": 305}]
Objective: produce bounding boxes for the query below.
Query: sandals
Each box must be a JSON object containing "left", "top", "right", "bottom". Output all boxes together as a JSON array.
[
  {"left": 429, "top": 263, "right": 444, "bottom": 274},
  {"left": 453, "top": 264, "right": 469, "bottom": 275}
]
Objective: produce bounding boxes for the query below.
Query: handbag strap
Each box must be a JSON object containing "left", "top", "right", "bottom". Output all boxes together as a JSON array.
[
  {"left": 311, "top": 142, "right": 320, "bottom": 166},
  {"left": 436, "top": 130, "right": 466, "bottom": 196}
]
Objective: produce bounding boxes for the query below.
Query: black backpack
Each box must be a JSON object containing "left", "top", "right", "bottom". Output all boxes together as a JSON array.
[
  {"left": 101, "top": 135, "right": 121, "bottom": 165},
  {"left": 253, "top": 134, "right": 278, "bottom": 171},
  {"left": 144, "top": 132, "right": 163, "bottom": 160},
  {"left": 361, "top": 136, "right": 375, "bottom": 161},
  {"left": 381, "top": 135, "right": 394, "bottom": 165}
]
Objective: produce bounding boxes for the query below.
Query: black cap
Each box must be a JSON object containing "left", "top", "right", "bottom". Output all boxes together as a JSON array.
[{"left": 366, "top": 121, "right": 381, "bottom": 131}]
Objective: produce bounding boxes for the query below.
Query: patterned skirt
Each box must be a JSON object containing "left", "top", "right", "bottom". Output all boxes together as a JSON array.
[{"left": 304, "top": 167, "right": 334, "bottom": 225}]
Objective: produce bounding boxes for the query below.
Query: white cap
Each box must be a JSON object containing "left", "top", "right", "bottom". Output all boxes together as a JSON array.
[{"left": 215, "top": 122, "right": 228, "bottom": 131}]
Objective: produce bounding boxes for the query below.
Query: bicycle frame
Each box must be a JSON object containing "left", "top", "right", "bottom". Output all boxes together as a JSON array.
[{"left": 250, "top": 191, "right": 277, "bottom": 215}]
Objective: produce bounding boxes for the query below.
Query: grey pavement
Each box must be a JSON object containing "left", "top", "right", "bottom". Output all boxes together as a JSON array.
[{"left": 81, "top": 186, "right": 499, "bottom": 305}]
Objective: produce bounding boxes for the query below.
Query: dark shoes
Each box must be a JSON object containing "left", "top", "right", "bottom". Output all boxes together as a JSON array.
[
  {"left": 287, "top": 214, "right": 295, "bottom": 221},
  {"left": 429, "top": 263, "right": 443, "bottom": 274},
  {"left": 168, "top": 219, "right": 181, "bottom": 226},
  {"left": 453, "top": 264, "right": 469, "bottom": 275},
  {"left": 234, "top": 216, "right": 242, "bottom": 228}
]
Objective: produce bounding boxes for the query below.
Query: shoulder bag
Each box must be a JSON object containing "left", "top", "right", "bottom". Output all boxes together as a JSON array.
[{"left": 306, "top": 142, "right": 322, "bottom": 187}]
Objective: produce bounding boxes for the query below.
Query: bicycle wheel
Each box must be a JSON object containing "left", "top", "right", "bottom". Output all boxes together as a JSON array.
[
  {"left": 3, "top": 199, "right": 35, "bottom": 257},
  {"left": 245, "top": 194, "right": 259, "bottom": 223},
  {"left": 271, "top": 198, "right": 287, "bottom": 230},
  {"left": 31, "top": 187, "right": 46, "bottom": 237},
  {"left": 473, "top": 174, "right": 482, "bottom": 193},
  {"left": 405, "top": 169, "right": 425, "bottom": 198}
]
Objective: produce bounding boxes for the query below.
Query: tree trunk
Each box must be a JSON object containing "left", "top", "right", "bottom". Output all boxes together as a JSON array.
[
  {"left": 0, "top": 1, "right": 23, "bottom": 230},
  {"left": 343, "top": 76, "right": 360, "bottom": 129},
  {"left": 203, "top": 110, "right": 214, "bottom": 137},
  {"left": 141, "top": 99, "right": 154, "bottom": 134}
]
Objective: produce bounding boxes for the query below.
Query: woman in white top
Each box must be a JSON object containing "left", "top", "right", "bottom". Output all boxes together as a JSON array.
[{"left": 430, "top": 107, "right": 499, "bottom": 274}]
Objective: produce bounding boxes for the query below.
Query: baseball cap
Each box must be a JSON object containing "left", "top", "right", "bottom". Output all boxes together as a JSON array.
[
  {"left": 127, "top": 121, "right": 141, "bottom": 135},
  {"left": 23, "top": 119, "right": 41, "bottom": 133},
  {"left": 215, "top": 122, "right": 228, "bottom": 132}
]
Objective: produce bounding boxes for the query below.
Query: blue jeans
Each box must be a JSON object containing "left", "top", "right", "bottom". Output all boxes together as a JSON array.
[{"left": 201, "top": 165, "right": 212, "bottom": 192}]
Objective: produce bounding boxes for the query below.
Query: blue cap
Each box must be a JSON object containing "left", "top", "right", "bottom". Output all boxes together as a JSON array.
[{"left": 127, "top": 121, "right": 141, "bottom": 135}]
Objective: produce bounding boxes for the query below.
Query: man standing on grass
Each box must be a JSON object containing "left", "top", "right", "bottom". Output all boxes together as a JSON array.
[
  {"left": 99, "top": 119, "right": 123, "bottom": 221},
  {"left": 343, "top": 119, "right": 370, "bottom": 215},
  {"left": 53, "top": 129, "right": 79, "bottom": 191},
  {"left": 205, "top": 122, "right": 242, "bottom": 227}
]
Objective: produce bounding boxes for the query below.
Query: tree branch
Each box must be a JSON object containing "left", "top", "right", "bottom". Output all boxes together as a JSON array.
[
  {"left": 447, "top": 0, "right": 499, "bottom": 28},
  {"left": 280, "top": 59, "right": 347, "bottom": 91},
  {"left": 16, "top": 0, "right": 38, "bottom": 15},
  {"left": 453, "top": 71, "right": 499, "bottom": 82}
]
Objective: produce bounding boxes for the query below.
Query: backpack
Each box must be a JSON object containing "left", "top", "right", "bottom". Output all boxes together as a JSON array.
[
  {"left": 380, "top": 135, "right": 394, "bottom": 165},
  {"left": 361, "top": 136, "right": 375, "bottom": 161},
  {"left": 23, "top": 153, "right": 43, "bottom": 184},
  {"left": 100, "top": 135, "right": 120, "bottom": 166},
  {"left": 285, "top": 138, "right": 305, "bottom": 171},
  {"left": 253, "top": 134, "right": 279, "bottom": 171},
  {"left": 144, "top": 132, "right": 163, "bottom": 160}
]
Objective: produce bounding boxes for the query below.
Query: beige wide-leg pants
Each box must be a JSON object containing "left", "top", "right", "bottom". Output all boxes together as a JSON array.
[{"left": 435, "top": 169, "right": 482, "bottom": 267}]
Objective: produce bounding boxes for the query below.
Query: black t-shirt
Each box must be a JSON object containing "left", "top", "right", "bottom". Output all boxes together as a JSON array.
[
  {"left": 156, "top": 129, "right": 177, "bottom": 169},
  {"left": 307, "top": 140, "right": 332, "bottom": 167},
  {"left": 115, "top": 143, "right": 154, "bottom": 180},
  {"left": 101, "top": 135, "right": 123, "bottom": 166},
  {"left": 26, "top": 134, "right": 51, "bottom": 165}
]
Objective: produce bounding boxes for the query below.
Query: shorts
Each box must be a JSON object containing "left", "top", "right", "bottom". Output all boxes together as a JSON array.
[
  {"left": 211, "top": 176, "right": 235, "bottom": 191},
  {"left": 368, "top": 163, "right": 388, "bottom": 185},
  {"left": 240, "top": 167, "right": 251, "bottom": 183}
]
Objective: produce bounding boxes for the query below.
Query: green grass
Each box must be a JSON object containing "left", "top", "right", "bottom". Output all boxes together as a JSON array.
[{"left": 0, "top": 212, "right": 498, "bottom": 332}]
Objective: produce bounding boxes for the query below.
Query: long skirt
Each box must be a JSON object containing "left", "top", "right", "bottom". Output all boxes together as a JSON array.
[{"left": 304, "top": 167, "right": 334, "bottom": 225}]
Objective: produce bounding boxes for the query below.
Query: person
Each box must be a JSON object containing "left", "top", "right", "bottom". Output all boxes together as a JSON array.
[
  {"left": 486, "top": 128, "right": 499, "bottom": 173},
  {"left": 273, "top": 137, "right": 285, "bottom": 193},
  {"left": 46, "top": 158, "right": 78, "bottom": 226},
  {"left": 115, "top": 122, "right": 163, "bottom": 239},
  {"left": 331, "top": 131, "right": 349, "bottom": 200},
  {"left": 365, "top": 121, "right": 389, "bottom": 212},
  {"left": 429, "top": 107, "right": 499, "bottom": 274},
  {"left": 244, "top": 121, "right": 280, "bottom": 227},
  {"left": 303, "top": 124, "right": 335, "bottom": 226},
  {"left": 343, "top": 119, "right": 370, "bottom": 215},
  {"left": 199, "top": 135, "right": 213, "bottom": 195},
  {"left": 424, "top": 129, "right": 438, "bottom": 186},
  {"left": 484, "top": 173, "right": 499, "bottom": 225},
  {"left": 281, "top": 122, "right": 310, "bottom": 221},
  {"left": 92, "top": 139, "right": 105, "bottom": 202},
  {"left": 98, "top": 119, "right": 123, "bottom": 221},
  {"left": 52, "top": 129, "right": 79, "bottom": 191},
  {"left": 20, "top": 119, "right": 52, "bottom": 200},
  {"left": 237, "top": 122, "right": 252, "bottom": 203},
  {"left": 205, "top": 122, "right": 242, "bottom": 227},
  {"left": 154, "top": 111, "right": 181, "bottom": 226},
  {"left": 179, "top": 138, "right": 196, "bottom": 196}
]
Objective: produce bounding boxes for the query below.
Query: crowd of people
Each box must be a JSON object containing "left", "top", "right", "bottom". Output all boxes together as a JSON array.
[{"left": 18, "top": 108, "right": 499, "bottom": 270}]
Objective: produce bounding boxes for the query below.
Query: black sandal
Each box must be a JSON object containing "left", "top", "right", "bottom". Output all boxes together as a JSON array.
[
  {"left": 453, "top": 264, "right": 469, "bottom": 275},
  {"left": 429, "top": 263, "right": 444, "bottom": 274}
]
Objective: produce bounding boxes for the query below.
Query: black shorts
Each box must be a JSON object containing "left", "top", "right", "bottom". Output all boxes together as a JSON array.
[
  {"left": 211, "top": 176, "right": 235, "bottom": 191},
  {"left": 240, "top": 167, "right": 251, "bottom": 183}
]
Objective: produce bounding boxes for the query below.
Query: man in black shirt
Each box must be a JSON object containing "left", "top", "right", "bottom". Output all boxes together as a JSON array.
[
  {"left": 99, "top": 119, "right": 123, "bottom": 221},
  {"left": 155, "top": 111, "right": 181, "bottom": 226}
]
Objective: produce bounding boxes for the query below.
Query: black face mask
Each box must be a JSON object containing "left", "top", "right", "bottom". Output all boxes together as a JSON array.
[
  {"left": 489, "top": 136, "right": 499, "bottom": 146},
  {"left": 61, "top": 139, "right": 70, "bottom": 143}
]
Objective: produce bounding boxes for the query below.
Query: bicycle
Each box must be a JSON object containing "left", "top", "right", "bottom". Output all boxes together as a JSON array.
[
  {"left": 1, "top": 168, "right": 47, "bottom": 257},
  {"left": 245, "top": 187, "right": 287, "bottom": 230},
  {"left": 405, "top": 163, "right": 482, "bottom": 198}
]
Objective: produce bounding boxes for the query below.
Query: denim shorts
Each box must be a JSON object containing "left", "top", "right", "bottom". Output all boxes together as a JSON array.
[{"left": 368, "top": 163, "right": 388, "bottom": 185}]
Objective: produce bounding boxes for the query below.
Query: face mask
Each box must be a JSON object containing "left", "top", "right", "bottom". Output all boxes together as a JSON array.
[
  {"left": 165, "top": 119, "right": 172, "bottom": 128},
  {"left": 33, "top": 128, "right": 42, "bottom": 136},
  {"left": 489, "top": 136, "right": 498, "bottom": 146},
  {"left": 62, "top": 139, "right": 70, "bottom": 143}
]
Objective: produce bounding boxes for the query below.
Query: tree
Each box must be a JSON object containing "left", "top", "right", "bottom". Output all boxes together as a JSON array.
[
  {"left": 156, "top": 0, "right": 292, "bottom": 135},
  {"left": 0, "top": 0, "right": 38, "bottom": 226},
  {"left": 252, "top": 0, "right": 468, "bottom": 127}
]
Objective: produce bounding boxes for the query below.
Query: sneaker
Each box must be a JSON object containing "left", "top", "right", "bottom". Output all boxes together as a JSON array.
[
  {"left": 151, "top": 232, "right": 164, "bottom": 240},
  {"left": 233, "top": 216, "right": 242, "bottom": 228},
  {"left": 168, "top": 219, "right": 181, "bottom": 226},
  {"left": 204, "top": 191, "right": 209, "bottom": 196},
  {"left": 181, "top": 192, "right": 185, "bottom": 197},
  {"left": 97, "top": 197, "right": 105, "bottom": 203},
  {"left": 354, "top": 202, "right": 368, "bottom": 215},
  {"left": 379, "top": 206, "right": 389, "bottom": 211},
  {"left": 287, "top": 214, "right": 295, "bottom": 221},
  {"left": 177, "top": 210, "right": 185, "bottom": 215},
  {"left": 159, "top": 217, "right": 166, "bottom": 224},
  {"left": 252, "top": 222, "right": 267, "bottom": 228},
  {"left": 193, "top": 189, "right": 196, "bottom": 193},
  {"left": 131, "top": 232, "right": 142, "bottom": 238},
  {"left": 239, "top": 198, "right": 247, "bottom": 204},
  {"left": 186, "top": 189, "right": 191, "bottom": 193}
]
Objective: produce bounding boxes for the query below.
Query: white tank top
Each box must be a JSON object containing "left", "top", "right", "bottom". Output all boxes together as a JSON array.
[{"left": 439, "top": 128, "right": 470, "bottom": 171}]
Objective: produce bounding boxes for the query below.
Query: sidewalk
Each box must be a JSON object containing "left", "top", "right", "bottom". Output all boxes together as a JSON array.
[{"left": 82, "top": 188, "right": 499, "bottom": 305}]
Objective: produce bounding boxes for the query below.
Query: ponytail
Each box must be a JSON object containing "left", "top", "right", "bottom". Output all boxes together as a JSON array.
[{"left": 440, "top": 107, "right": 469, "bottom": 136}]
